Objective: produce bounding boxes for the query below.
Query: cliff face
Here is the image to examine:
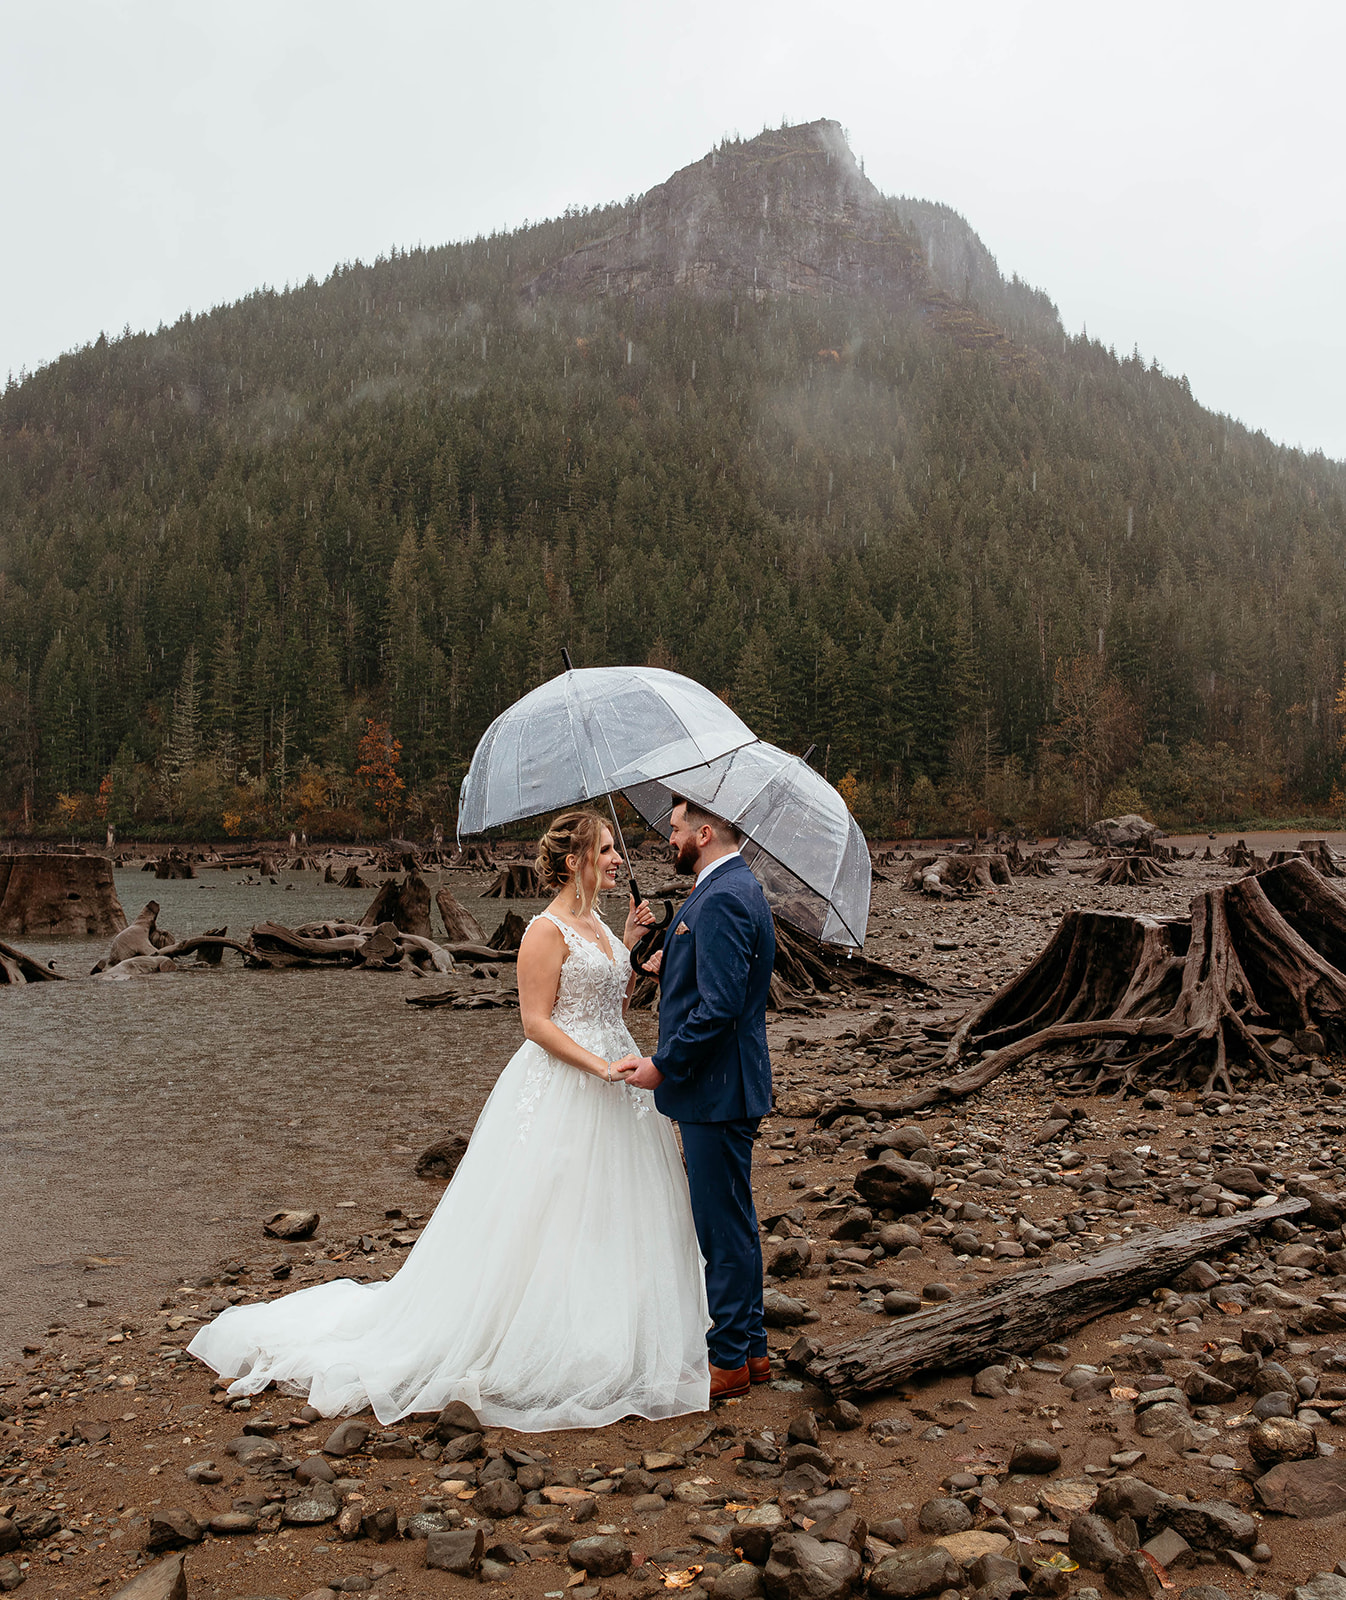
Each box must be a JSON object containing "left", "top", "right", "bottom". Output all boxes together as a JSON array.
[{"left": 528, "top": 120, "right": 1041, "bottom": 364}]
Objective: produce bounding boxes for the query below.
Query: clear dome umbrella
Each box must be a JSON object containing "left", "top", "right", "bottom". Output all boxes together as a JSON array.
[
  {"left": 623, "top": 741, "right": 872, "bottom": 948},
  {"left": 456, "top": 662, "right": 758, "bottom": 893}
]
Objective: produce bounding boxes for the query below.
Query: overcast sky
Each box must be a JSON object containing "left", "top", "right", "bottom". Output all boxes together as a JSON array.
[{"left": 4, "top": 1, "right": 1343, "bottom": 460}]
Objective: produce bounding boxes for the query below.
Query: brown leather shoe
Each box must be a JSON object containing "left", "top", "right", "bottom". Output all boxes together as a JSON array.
[
  {"left": 709, "top": 1361, "right": 750, "bottom": 1401},
  {"left": 747, "top": 1356, "right": 770, "bottom": 1385}
]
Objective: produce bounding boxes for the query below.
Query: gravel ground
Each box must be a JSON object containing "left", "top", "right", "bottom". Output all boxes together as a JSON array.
[{"left": 5, "top": 838, "right": 1346, "bottom": 1600}]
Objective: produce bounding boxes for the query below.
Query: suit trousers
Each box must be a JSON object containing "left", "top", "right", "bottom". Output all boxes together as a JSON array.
[{"left": 678, "top": 1118, "right": 766, "bottom": 1369}]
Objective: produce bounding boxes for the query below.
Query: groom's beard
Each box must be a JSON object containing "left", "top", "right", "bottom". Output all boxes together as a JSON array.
[{"left": 673, "top": 840, "right": 700, "bottom": 876}]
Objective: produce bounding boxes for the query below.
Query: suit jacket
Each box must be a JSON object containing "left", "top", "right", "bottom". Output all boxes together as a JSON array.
[{"left": 652, "top": 855, "right": 775, "bottom": 1123}]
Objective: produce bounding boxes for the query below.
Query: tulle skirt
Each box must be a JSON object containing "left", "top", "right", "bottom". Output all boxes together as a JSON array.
[{"left": 188, "top": 1039, "right": 711, "bottom": 1430}]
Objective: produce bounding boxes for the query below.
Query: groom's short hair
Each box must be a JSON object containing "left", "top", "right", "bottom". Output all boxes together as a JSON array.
[{"left": 670, "top": 795, "right": 744, "bottom": 846}]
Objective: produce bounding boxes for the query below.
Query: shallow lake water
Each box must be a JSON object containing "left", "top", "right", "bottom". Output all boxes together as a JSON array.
[{"left": 0, "top": 866, "right": 652, "bottom": 1362}]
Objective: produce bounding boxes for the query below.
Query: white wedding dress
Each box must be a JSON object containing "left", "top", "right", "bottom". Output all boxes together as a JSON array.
[{"left": 189, "top": 911, "right": 710, "bottom": 1430}]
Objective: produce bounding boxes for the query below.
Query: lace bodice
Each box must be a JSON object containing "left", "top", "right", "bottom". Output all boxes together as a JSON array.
[
  {"left": 512, "top": 910, "right": 652, "bottom": 1138},
  {"left": 537, "top": 910, "right": 633, "bottom": 1051}
]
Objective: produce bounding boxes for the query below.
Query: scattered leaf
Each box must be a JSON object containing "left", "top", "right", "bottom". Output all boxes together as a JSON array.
[
  {"left": 1138, "top": 1551, "right": 1176, "bottom": 1589},
  {"left": 1216, "top": 1302, "right": 1242, "bottom": 1315},
  {"left": 660, "top": 1568, "right": 703, "bottom": 1590},
  {"left": 1110, "top": 1386, "right": 1139, "bottom": 1400},
  {"left": 1034, "top": 1555, "right": 1079, "bottom": 1573}
]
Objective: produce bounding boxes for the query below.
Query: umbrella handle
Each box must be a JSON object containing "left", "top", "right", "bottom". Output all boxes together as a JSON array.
[{"left": 559, "top": 649, "right": 644, "bottom": 904}]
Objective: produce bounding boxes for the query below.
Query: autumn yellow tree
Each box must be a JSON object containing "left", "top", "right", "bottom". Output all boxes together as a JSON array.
[{"left": 356, "top": 719, "right": 405, "bottom": 833}]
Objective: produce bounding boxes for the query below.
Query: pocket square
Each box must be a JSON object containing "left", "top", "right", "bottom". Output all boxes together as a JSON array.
[{"left": 674, "top": 922, "right": 691, "bottom": 935}]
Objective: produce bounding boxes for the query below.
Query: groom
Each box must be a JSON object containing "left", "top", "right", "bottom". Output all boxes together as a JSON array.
[{"left": 617, "top": 798, "right": 776, "bottom": 1401}]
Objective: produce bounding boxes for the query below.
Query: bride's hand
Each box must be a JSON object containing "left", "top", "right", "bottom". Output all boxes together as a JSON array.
[{"left": 623, "top": 891, "right": 654, "bottom": 949}]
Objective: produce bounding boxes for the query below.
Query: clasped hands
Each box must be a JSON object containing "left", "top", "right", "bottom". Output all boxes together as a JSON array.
[{"left": 608, "top": 1053, "right": 664, "bottom": 1090}]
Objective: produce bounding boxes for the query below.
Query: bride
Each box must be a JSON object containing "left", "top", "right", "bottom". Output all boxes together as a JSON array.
[{"left": 189, "top": 810, "right": 711, "bottom": 1430}]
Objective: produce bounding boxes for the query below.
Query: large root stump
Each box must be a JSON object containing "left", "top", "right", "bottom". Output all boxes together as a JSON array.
[{"left": 883, "top": 860, "right": 1346, "bottom": 1109}]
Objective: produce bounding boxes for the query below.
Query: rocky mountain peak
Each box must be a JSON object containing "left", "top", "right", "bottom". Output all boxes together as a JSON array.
[{"left": 528, "top": 120, "right": 1043, "bottom": 362}]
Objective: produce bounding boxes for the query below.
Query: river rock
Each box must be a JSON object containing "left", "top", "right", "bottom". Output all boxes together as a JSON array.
[
  {"left": 1248, "top": 1416, "right": 1317, "bottom": 1464},
  {"left": 264, "top": 1209, "right": 320, "bottom": 1240},
  {"left": 145, "top": 1509, "right": 203, "bottom": 1551},
  {"left": 0, "top": 1561, "right": 21, "bottom": 1594},
  {"left": 426, "top": 1398, "right": 482, "bottom": 1440},
  {"left": 918, "top": 1497, "right": 973, "bottom": 1536},
  {"left": 426, "top": 1527, "right": 484, "bottom": 1575},
  {"left": 1008, "top": 1438, "right": 1061, "bottom": 1474},
  {"left": 1288, "top": 1579, "right": 1346, "bottom": 1600},
  {"left": 322, "top": 1419, "right": 369, "bottom": 1456},
  {"left": 715, "top": 1561, "right": 767, "bottom": 1600},
  {"left": 1254, "top": 1455, "right": 1346, "bottom": 1517},
  {"left": 868, "top": 1546, "right": 962, "bottom": 1599},
  {"left": 415, "top": 1134, "right": 469, "bottom": 1181},
  {"left": 1105, "top": 1552, "right": 1165, "bottom": 1599},
  {"left": 763, "top": 1289, "right": 812, "bottom": 1326},
  {"left": 854, "top": 1153, "right": 937, "bottom": 1214},
  {"left": 568, "top": 1535, "right": 632, "bottom": 1577},
  {"left": 763, "top": 1531, "right": 861, "bottom": 1600},
  {"left": 1068, "top": 1514, "right": 1125, "bottom": 1569},
  {"left": 934, "top": 1532, "right": 1010, "bottom": 1565},
  {"left": 207, "top": 1512, "right": 258, "bottom": 1535},
  {"left": 284, "top": 1484, "right": 340, "bottom": 1524},
  {"left": 0, "top": 1524, "right": 14, "bottom": 1557},
  {"left": 107, "top": 1552, "right": 188, "bottom": 1600},
  {"left": 228, "top": 1432, "right": 282, "bottom": 1465},
  {"left": 474, "top": 1477, "right": 524, "bottom": 1518},
  {"left": 1151, "top": 1500, "right": 1256, "bottom": 1551},
  {"left": 771, "top": 1240, "right": 813, "bottom": 1278}
]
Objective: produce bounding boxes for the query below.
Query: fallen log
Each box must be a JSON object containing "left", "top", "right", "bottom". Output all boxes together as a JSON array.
[
  {"left": 106, "top": 901, "right": 174, "bottom": 965},
  {"left": 0, "top": 937, "right": 64, "bottom": 983},
  {"left": 905, "top": 853, "right": 1012, "bottom": 895},
  {"left": 803, "top": 1196, "right": 1309, "bottom": 1398},
  {"left": 443, "top": 942, "right": 518, "bottom": 964},
  {"left": 157, "top": 929, "right": 257, "bottom": 966}
]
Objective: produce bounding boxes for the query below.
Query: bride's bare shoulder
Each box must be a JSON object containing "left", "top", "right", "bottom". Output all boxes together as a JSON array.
[{"left": 519, "top": 913, "right": 567, "bottom": 959}]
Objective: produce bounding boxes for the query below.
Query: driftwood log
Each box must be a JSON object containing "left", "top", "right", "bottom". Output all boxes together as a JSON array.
[
  {"left": 436, "top": 888, "right": 487, "bottom": 945},
  {"left": 482, "top": 863, "right": 542, "bottom": 898},
  {"left": 360, "top": 873, "right": 432, "bottom": 938},
  {"left": 0, "top": 937, "right": 64, "bottom": 983},
  {"left": 880, "top": 860, "right": 1346, "bottom": 1111},
  {"left": 803, "top": 1196, "right": 1309, "bottom": 1398}
]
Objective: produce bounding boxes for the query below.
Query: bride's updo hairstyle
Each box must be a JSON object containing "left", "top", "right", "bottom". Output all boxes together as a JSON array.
[{"left": 536, "top": 809, "right": 609, "bottom": 913}]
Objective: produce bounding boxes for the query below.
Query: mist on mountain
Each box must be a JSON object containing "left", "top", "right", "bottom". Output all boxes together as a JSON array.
[{"left": 1, "top": 119, "right": 1343, "bottom": 838}]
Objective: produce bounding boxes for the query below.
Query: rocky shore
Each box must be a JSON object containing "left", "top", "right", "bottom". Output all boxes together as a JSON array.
[{"left": 7, "top": 845, "right": 1346, "bottom": 1600}]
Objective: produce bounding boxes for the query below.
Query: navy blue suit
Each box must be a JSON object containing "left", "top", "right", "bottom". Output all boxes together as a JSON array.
[{"left": 653, "top": 855, "right": 775, "bottom": 1369}]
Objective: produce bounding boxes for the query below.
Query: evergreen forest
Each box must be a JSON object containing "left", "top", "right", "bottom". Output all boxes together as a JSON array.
[{"left": 3, "top": 121, "right": 1345, "bottom": 841}]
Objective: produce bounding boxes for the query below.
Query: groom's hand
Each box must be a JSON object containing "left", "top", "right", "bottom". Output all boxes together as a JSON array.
[{"left": 615, "top": 1054, "right": 664, "bottom": 1090}]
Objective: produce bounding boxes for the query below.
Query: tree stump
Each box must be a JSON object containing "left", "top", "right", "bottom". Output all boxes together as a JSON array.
[
  {"left": 487, "top": 911, "right": 528, "bottom": 953},
  {"left": 1222, "top": 839, "right": 1264, "bottom": 870},
  {"left": 482, "top": 864, "right": 542, "bottom": 898},
  {"left": 360, "top": 873, "right": 432, "bottom": 938},
  {"left": 436, "top": 888, "right": 487, "bottom": 945},
  {"left": 881, "top": 860, "right": 1346, "bottom": 1109},
  {"left": 1299, "top": 840, "right": 1344, "bottom": 878},
  {"left": 455, "top": 843, "right": 498, "bottom": 871},
  {"left": 1094, "top": 854, "right": 1175, "bottom": 886},
  {"left": 0, "top": 854, "right": 126, "bottom": 938},
  {"left": 339, "top": 864, "right": 369, "bottom": 889}
]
